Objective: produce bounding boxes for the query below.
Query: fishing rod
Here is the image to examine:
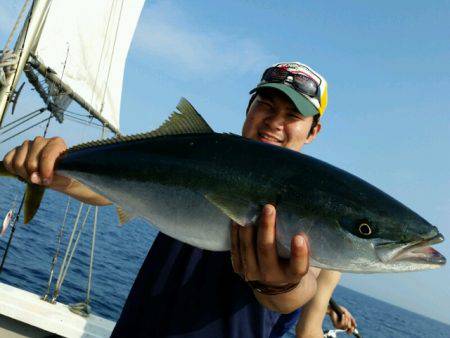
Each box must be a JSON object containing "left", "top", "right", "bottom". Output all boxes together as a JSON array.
[
  {"left": 0, "top": 194, "right": 25, "bottom": 275},
  {"left": 328, "top": 298, "right": 362, "bottom": 338}
]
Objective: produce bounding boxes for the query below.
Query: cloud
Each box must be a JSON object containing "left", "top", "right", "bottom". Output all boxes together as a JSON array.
[{"left": 134, "top": 1, "right": 274, "bottom": 77}]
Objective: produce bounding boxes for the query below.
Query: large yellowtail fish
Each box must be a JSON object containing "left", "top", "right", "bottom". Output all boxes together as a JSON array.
[{"left": 0, "top": 99, "right": 445, "bottom": 273}]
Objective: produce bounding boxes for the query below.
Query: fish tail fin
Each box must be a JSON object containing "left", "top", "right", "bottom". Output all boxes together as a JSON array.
[
  {"left": 24, "top": 184, "right": 46, "bottom": 224},
  {"left": 0, "top": 161, "right": 45, "bottom": 223}
]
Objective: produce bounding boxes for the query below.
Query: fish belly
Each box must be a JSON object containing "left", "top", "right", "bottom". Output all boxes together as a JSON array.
[{"left": 59, "top": 171, "right": 231, "bottom": 251}]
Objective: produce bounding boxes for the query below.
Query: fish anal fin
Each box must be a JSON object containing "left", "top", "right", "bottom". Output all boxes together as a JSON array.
[
  {"left": 116, "top": 206, "right": 137, "bottom": 226},
  {"left": 205, "top": 193, "right": 261, "bottom": 226},
  {"left": 24, "top": 184, "right": 46, "bottom": 224}
]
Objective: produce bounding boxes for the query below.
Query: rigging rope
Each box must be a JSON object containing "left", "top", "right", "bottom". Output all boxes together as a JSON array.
[
  {"left": 52, "top": 204, "right": 92, "bottom": 303},
  {"left": 0, "top": 107, "right": 46, "bottom": 130},
  {"left": 99, "top": 0, "right": 125, "bottom": 111},
  {"left": 2, "top": 0, "right": 31, "bottom": 53},
  {"left": 68, "top": 127, "right": 105, "bottom": 316},
  {"left": 64, "top": 114, "right": 103, "bottom": 128},
  {"left": 41, "top": 197, "right": 71, "bottom": 302},
  {"left": 0, "top": 107, "right": 46, "bottom": 135},
  {"left": 86, "top": 206, "right": 98, "bottom": 305},
  {"left": 83, "top": 128, "right": 106, "bottom": 310},
  {"left": 0, "top": 115, "right": 51, "bottom": 144},
  {"left": 59, "top": 206, "right": 92, "bottom": 288},
  {"left": 51, "top": 202, "right": 84, "bottom": 302},
  {"left": 88, "top": 0, "right": 116, "bottom": 112}
]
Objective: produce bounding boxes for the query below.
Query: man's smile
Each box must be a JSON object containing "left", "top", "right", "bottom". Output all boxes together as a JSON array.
[{"left": 257, "top": 131, "right": 283, "bottom": 145}]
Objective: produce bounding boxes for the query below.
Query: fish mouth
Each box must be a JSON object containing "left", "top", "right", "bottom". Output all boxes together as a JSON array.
[{"left": 376, "top": 233, "right": 446, "bottom": 266}]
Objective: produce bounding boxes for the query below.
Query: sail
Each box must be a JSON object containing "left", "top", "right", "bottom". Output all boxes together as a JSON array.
[{"left": 33, "top": 0, "right": 145, "bottom": 130}]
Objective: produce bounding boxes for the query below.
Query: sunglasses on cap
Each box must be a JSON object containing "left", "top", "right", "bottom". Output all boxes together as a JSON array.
[{"left": 260, "top": 67, "right": 319, "bottom": 98}]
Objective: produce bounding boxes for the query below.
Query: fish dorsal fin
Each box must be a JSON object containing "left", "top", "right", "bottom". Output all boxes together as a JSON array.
[
  {"left": 153, "top": 97, "right": 214, "bottom": 136},
  {"left": 69, "top": 98, "right": 213, "bottom": 152}
]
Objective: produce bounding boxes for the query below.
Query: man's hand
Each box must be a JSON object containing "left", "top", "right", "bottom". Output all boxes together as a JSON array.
[
  {"left": 3, "top": 136, "right": 70, "bottom": 189},
  {"left": 3, "top": 136, "right": 111, "bottom": 206},
  {"left": 328, "top": 305, "right": 357, "bottom": 334},
  {"left": 230, "top": 204, "right": 316, "bottom": 313}
]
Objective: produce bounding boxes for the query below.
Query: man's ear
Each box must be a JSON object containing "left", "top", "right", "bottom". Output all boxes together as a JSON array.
[{"left": 305, "top": 122, "right": 321, "bottom": 144}]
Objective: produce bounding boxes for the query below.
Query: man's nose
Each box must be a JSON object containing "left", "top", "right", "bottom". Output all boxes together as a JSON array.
[{"left": 264, "top": 113, "right": 284, "bottom": 130}]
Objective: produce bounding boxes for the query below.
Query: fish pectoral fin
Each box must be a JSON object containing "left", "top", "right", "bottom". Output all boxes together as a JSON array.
[
  {"left": 24, "top": 184, "right": 46, "bottom": 224},
  {"left": 116, "top": 206, "right": 137, "bottom": 226},
  {"left": 204, "top": 193, "right": 261, "bottom": 226}
]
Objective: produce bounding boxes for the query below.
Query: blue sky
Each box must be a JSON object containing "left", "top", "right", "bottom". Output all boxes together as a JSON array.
[{"left": 1, "top": 0, "right": 450, "bottom": 324}]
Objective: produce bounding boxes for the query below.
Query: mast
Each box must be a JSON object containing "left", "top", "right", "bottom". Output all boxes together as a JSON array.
[{"left": 0, "top": 0, "right": 51, "bottom": 127}]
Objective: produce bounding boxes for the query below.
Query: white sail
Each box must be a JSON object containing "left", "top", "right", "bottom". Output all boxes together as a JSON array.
[{"left": 33, "top": 0, "right": 145, "bottom": 130}]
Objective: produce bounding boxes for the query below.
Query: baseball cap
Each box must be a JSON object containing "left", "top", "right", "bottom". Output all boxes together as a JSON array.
[{"left": 249, "top": 62, "right": 328, "bottom": 117}]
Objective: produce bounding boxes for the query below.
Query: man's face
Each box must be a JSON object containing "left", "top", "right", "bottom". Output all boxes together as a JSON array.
[{"left": 242, "top": 88, "right": 321, "bottom": 152}]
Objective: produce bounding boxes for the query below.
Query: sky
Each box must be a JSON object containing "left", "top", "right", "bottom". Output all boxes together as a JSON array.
[{"left": 1, "top": 0, "right": 450, "bottom": 325}]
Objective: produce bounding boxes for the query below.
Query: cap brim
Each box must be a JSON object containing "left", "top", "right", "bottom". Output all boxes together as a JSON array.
[{"left": 249, "top": 83, "right": 318, "bottom": 117}]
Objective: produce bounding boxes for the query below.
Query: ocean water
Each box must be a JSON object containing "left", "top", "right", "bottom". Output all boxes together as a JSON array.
[{"left": 0, "top": 178, "right": 449, "bottom": 338}]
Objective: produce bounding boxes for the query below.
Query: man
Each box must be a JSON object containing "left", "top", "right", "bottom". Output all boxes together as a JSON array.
[
  {"left": 296, "top": 274, "right": 357, "bottom": 337},
  {"left": 3, "top": 62, "right": 336, "bottom": 337}
]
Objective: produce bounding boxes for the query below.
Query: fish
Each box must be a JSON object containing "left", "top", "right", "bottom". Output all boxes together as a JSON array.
[{"left": 0, "top": 98, "right": 445, "bottom": 273}]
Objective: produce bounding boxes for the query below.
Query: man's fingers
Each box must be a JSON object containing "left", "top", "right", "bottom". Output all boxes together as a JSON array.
[
  {"left": 287, "top": 233, "right": 309, "bottom": 281},
  {"left": 239, "top": 224, "right": 259, "bottom": 280},
  {"left": 12, "top": 141, "right": 30, "bottom": 180},
  {"left": 39, "top": 137, "right": 67, "bottom": 185},
  {"left": 348, "top": 316, "right": 356, "bottom": 332},
  {"left": 3, "top": 147, "right": 17, "bottom": 174},
  {"left": 256, "top": 204, "right": 279, "bottom": 282},
  {"left": 343, "top": 315, "right": 351, "bottom": 330},
  {"left": 329, "top": 311, "right": 338, "bottom": 325},
  {"left": 230, "top": 222, "right": 243, "bottom": 274},
  {"left": 24, "top": 136, "right": 47, "bottom": 184}
]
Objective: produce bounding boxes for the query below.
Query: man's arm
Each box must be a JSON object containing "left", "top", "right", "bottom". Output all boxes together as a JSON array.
[
  {"left": 3, "top": 136, "right": 111, "bottom": 206},
  {"left": 295, "top": 270, "right": 341, "bottom": 338},
  {"left": 231, "top": 204, "right": 319, "bottom": 313}
]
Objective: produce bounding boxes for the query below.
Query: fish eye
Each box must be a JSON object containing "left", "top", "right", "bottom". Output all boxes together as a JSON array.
[
  {"left": 358, "top": 222, "right": 373, "bottom": 237},
  {"left": 338, "top": 217, "right": 377, "bottom": 239}
]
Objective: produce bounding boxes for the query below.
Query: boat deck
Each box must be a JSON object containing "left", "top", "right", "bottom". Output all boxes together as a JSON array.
[{"left": 0, "top": 282, "right": 115, "bottom": 337}]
